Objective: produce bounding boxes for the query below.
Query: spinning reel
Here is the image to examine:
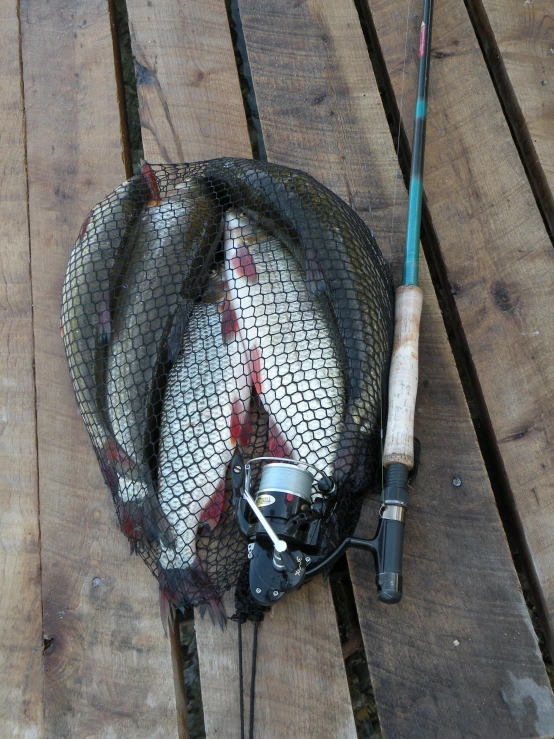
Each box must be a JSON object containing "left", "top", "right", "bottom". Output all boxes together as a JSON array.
[{"left": 232, "top": 452, "right": 409, "bottom": 606}]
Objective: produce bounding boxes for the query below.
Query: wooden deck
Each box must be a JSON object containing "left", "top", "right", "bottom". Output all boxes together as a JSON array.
[{"left": 2, "top": 0, "right": 554, "bottom": 736}]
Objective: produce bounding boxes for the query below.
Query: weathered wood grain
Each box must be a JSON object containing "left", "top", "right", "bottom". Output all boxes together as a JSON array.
[
  {"left": 366, "top": 0, "right": 554, "bottom": 650},
  {"left": 20, "top": 0, "right": 179, "bottom": 735},
  {"left": 0, "top": 3, "right": 44, "bottom": 736},
  {"left": 466, "top": 0, "right": 554, "bottom": 234},
  {"left": 196, "top": 585, "right": 357, "bottom": 738},
  {"left": 126, "top": 1, "right": 357, "bottom": 736},
  {"left": 238, "top": 0, "right": 554, "bottom": 735},
  {"left": 127, "top": 0, "right": 250, "bottom": 162}
]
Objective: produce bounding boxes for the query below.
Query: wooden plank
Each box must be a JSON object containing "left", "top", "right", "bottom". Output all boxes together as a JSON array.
[
  {"left": 366, "top": 0, "right": 554, "bottom": 648},
  {"left": 126, "top": 1, "right": 357, "bottom": 736},
  {"left": 20, "top": 1, "right": 180, "bottom": 735},
  {"left": 466, "top": 0, "right": 554, "bottom": 234},
  {"left": 350, "top": 281, "right": 554, "bottom": 738},
  {"left": 127, "top": 0, "right": 250, "bottom": 162},
  {"left": 0, "top": 3, "right": 44, "bottom": 736},
  {"left": 237, "top": 0, "right": 554, "bottom": 736}
]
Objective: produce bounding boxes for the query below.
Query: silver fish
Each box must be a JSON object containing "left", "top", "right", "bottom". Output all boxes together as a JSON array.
[
  {"left": 105, "top": 178, "right": 222, "bottom": 548},
  {"left": 61, "top": 169, "right": 151, "bottom": 483},
  {"left": 223, "top": 210, "right": 346, "bottom": 476},
  {"left": 203, "top": 158, "right": 394, "bottom": 485},
  {"left": 157, "top": 273, "right": 252, "bottom": 614}
]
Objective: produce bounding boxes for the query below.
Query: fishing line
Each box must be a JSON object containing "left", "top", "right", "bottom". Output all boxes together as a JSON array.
[
  {"left": 238, "top": 620, "right": 245, "bottom": 739},
  {"left": 237, "top": 618, "right": 260, "bottom": 739}
]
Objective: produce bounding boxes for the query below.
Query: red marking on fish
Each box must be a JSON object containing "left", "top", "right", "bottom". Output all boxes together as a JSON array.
[
  {"left": 200, "top": 480, "right": 226, "bottom": 531},
  {"left": 141, "top": 161, "right": 162, "bottom": 206},
  {"left": 231, "top": 245, "right": 258, "bottom": 284},
  {"left": 103, "top": 437, "right": 135, "bottom": 472},
  {"left": 78, "top": 212, "right": 92, "bottom": 241},
  {"left": 230, "top": 399, "right": 252, "bottom": 448},
  {"left": 118, "top": 500, "right": 144, "bottom": 538},
  {"left": 220, "top": 299, "right": 239, "bottom": 342},
  {"left": 59, "top": 317, "right": 64, "bottom": 337}
]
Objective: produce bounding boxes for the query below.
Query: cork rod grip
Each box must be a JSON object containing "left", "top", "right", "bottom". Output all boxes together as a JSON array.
[{"left": 383, "top": 285, "right": 424, "bottom": 469}]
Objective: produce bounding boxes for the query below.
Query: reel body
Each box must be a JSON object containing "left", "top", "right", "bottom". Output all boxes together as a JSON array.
[
  {"left": 232, "top": 455, "right": 337, "bottom": 605},
  {"left": 232, "top": 453, "right": 409, "bottom": 606}
]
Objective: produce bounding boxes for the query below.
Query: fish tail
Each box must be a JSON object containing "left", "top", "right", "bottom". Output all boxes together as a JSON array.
[{"left": 158, "top": 561, "right": 226, "bottom": 630}]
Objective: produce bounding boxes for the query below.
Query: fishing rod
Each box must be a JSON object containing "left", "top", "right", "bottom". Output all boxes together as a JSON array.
[
  {"left": 231, "top": 0, "right": 434, "bottom": 606},
  {"left": 377, "top": 0, "right": 434, "bottom": 603}
]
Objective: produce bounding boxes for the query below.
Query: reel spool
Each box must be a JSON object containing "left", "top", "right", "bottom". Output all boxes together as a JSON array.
[{"left": 232, "top": 452, "right": 408, "bottom": 606}]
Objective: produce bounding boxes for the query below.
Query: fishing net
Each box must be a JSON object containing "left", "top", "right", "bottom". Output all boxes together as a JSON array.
[{"left": 61, "top": 158, "right": 394, "bottom": 619}]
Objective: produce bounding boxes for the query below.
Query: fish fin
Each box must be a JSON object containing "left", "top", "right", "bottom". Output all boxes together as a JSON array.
[
  {"left": 117, "top": 499, "right": 150, "bottom": 551},
  {"left": 98, "top": 454, "right": 119, "bottom": 497},
  {"left": 143, "top": 491, "right": 175, "bottom": 547},
  {"left": 199, "top": 597, "right": 227, "bottom": 631},
  {"left": 230, "top": 243, "right": 258, "bottom": 284},
  {"left": 230, "top": 398, "right": 253, "bottom": 449},
  {"left": 219, "top": 298, "right": 240, "bottom": 344},
  {"left": 199, "top": 480, "right": 227, "bottom": 532},
  {"left": 159, "top": 587, "right": 175, "bottom": 639},
  {"left": 141, "top": 161, "right": 162, "bottom": 206},
  {"left": 159, "top": 562, "right": 226, "bottom": 630},
  {"left": 102, "top": 436, "right": 132, "bottom": 471},
  {"left": 78, "top": 211, "right": 92, "bottom": 241}
]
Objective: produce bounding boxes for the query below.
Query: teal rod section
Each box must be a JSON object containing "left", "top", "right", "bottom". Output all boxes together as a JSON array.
[
  {"left": 402, "top": 0, "right": 434, "bottom": 287},
  {"left": 403, "top": 176, "right": 423, "bottom": 286}
]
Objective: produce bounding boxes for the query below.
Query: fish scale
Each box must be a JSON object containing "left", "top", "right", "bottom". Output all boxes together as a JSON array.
[
  {"left": 223, "top": 209, "right": 346, "bottom": 475},
  {"left": 203, "top": 158, "right": 394, "bottom": 488},
  {"left": 106, "top": 180, "right": 221, "bottom": 517},
  {"left": 61, "top": 172, "right": 150, "bottom": 476},
  {"left": 157, "top": 288, "right": 252, "bottom": 577}
]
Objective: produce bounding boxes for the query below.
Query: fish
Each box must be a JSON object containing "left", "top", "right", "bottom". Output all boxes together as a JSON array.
[
  {"left": 105, "top": 176, "right": 223, "bottom": 550},
  {"left": 203, "top": 158, "right": 394, "bottom": 486},
  {"left": 156, "top": 270, "right": 252, "bottom": 620},
  {"left": 61, "top": 165, "right": 154, "bottom": 495},
  {"left": 223, "top": 210, "right": 346, "bottom": 475}
]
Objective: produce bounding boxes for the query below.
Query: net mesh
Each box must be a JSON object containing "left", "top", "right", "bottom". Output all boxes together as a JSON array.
[{"left": 61, "top": 158, "right": 394, "bottom": 617}]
